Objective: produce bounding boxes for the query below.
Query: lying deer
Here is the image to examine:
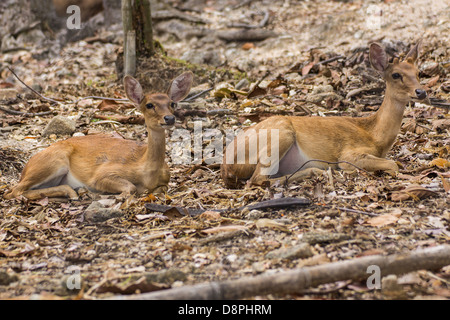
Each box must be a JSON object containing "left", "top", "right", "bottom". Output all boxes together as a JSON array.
[
  {"left": 221, "top": 42, "right": 427, "bottom": 188},
  {"left": 4, "top": 72, "right": 193, "bottom": 200}
]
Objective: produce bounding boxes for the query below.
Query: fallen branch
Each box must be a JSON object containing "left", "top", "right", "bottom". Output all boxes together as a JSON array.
[{"left": 108, "top": 244, "right": 450, "bottom": 300}]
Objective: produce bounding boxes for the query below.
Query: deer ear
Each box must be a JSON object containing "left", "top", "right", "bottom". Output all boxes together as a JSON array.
[
  {"left": 124, "top": 75, "right": 144, "bottom": 104},
  {"left": 168, "top": 72, "right": 193, "bottom": 102},
  {"left": 369, "top": 43, "right": 388, "bottom": 72},
  {"left": 404, "top": 40, "right": 421, "bottom": 64}
]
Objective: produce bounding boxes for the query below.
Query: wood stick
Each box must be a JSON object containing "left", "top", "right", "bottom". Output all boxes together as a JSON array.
[{"left": 107, "top": 244, "right": 450, "bottom": 300}]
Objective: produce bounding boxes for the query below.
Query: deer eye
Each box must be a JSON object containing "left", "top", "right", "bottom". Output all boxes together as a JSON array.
[
  {"left": 146, "top": 103, "right": 155, "bottom": 109},
  {"left": 171, "top": 102, "right": 177, "bottom": 108},
  {"left": 392, "top": 73, "right": 402, "bottom": 80}
]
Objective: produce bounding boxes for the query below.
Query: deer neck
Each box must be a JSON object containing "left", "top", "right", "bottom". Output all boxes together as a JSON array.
[
  {"left": 144, "top": 127, "right": 166, "bottom": 166},
  {"left": 369, "top": 85, "right": 408, "bottom": 155}
]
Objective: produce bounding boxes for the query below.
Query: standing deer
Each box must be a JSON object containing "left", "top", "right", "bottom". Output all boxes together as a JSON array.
[
  {"left": 5, "top": 72, "right": 193, "bottom": 200},
  {"left": 221, "top": 42, "right": 427, "bottom": 188}
]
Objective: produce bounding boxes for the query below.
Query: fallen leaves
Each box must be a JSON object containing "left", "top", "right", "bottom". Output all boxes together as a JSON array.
[
  {"left": 1, "top": 0, "right": 449, "bottom": 302},
  {"left": 391, "top": 185, "right": 439, "bottom": 202},
  {"left": 0, "top": 243, "right": 36, "bottom": 257}
]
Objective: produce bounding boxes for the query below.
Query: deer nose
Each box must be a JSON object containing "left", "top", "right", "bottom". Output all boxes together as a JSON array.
[
  {"left": 415, "top": 89, "right": 427, "bottom": 100},
  {"left": 164, "top": 115, "right": 175, "bottom": 125}
]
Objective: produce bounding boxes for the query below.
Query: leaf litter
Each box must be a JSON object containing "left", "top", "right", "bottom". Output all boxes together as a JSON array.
[{"left": 0, "top": 0, "right": 449, "bottom": 300}]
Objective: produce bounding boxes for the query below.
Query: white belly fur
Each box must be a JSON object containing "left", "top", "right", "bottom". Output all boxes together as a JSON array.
[
  {"left": 31, "top": 167, "right": 86, "bottom": 190},
  {"left": 271, "top": 143, "right": 312, "bottom": 177}
]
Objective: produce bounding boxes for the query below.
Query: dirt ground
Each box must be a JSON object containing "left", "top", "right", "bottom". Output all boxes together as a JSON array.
[{"left": 0, "top": 0, "right": 449, "bottom": 300}]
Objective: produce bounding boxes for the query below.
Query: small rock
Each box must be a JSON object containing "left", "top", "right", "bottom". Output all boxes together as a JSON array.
[
  {"left": 420, "top": 61, "right": 440, "bottom": 76},
  {"left": 145, "top": 268, "right": 187, "bottom": 284},
  {"left": 245, "top": 209, "right": 268, "bottom": 220},
  {"left": 181, "top": 49, "right": 224, "bottom": 67},
  {"left": 0, "top": 88, "right": 19, "bottom": 100},
  {"left": 382, "top": 275, "right": 407, "bottom": 299},
  {"left": 307, "top": 92, "right": 342, "bottom": 104},
  {"left": 42, "top": 116, "right": 76, "bottom": 137},
  {"left": 0, "top": 271, "right": 19, "bottom": 285},
  {"left": 266, "top": 243, "right": 314, "bottom": 260},
  {"left": 311, "top": 85, "right": 334, "bottom": 95},
  {"left": 84, "top": 201, "right": 122, "bottom": 223},
  {"left": 235, "top": 78, "right": 250, "bottom": 91}
]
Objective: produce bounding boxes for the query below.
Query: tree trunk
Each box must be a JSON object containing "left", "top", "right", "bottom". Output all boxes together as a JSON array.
[
  {"left": 131, "top": 0, "right": 154, "bottom": 56},
  {"left": 121, "top": 0, "right": 154, "bottom": 76}
]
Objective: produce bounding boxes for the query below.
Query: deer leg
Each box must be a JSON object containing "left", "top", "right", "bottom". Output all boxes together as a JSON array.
[
  {"left": 4, "top": 161, "right": 77, "bottom": 200},
  {"left": 339, "top": 151, "right": 399, "bottom": 175},
  {"left": 267, "top": 167, "right": 325, "bottom": 186},
  {"left": 19, "top": 185, "right": 79, "bottom": 200},
  {"left": 93, "top": 176, "right": 137, "bottom": 195}
]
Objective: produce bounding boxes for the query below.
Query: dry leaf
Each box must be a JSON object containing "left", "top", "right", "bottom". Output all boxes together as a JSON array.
[
  {"left": 198, "top": 210, "right": 221, "bottom": 220},
  {"left": 302, "top": 61, "right": 316, "bottom": 76},
  {"left": 367, "top": 213, "right": 400, "bottom": 227},
  {"left": 242, "top": 42, "right": 255, "bottom": 50},
  {"left": 391, "top": 185, "right": 438, "bottom": 201},
  {"left": 425, "top": 75, "right": 439, "bottom": 88},
  {"left": 95, "top": 276, "right": 167, "bottom": 295},
  {"left": 202, "top": 225, "right": 248, "bottom": 234},
  {"left": 141, "top": 194, "right": 157, "bottom": 202},
  {"left": 429, "top": 158, "right": 450, "bottom": 168},
  {"left": 255, "top": 218, "right": 290, "bottom": 233},
  {"left": 431, "top": 119, "right": 450, "bottom": 131},
  {"left": 440, "top": 175, "right": 450, "bottom": 193}
]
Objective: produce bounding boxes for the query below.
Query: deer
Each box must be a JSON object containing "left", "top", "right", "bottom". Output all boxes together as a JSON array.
[
  {"left": 4, "top": 72, "right": 193, "bottom": 200},
  {"left": 221, "top": 41, "right": 427, "bottom": 188}
]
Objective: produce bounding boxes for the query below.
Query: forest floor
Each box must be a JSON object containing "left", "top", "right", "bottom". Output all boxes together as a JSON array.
[{"left": 0, "top": 0, "right": 449, "bottom": 300}]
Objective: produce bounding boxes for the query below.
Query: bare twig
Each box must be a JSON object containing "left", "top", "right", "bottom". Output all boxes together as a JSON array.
[
  {"left": 0, "top": 105, "right": 52, "bottom": 117},
  {"left": 315, "top": 55, "right": 346, "bottom": 66},
  {"left": 7, "top": 67, "right": 61, "bottom": 105},
  {"left": 182, "top": 88, "right": 214, "bottom": 102},
  {"left": 7, "top": 67, "right": 129, "bottom": 106},
  {"left": 72, "top": 96, "right": 129, "bottom": 104}
]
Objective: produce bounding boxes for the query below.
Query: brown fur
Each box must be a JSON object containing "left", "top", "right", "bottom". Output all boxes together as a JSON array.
[
  {"left": 221, "top": 42, "right": 426, "bottom": 188},
  {"left": 5, "top": 72, "right": 193, "bottom": 200}
]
